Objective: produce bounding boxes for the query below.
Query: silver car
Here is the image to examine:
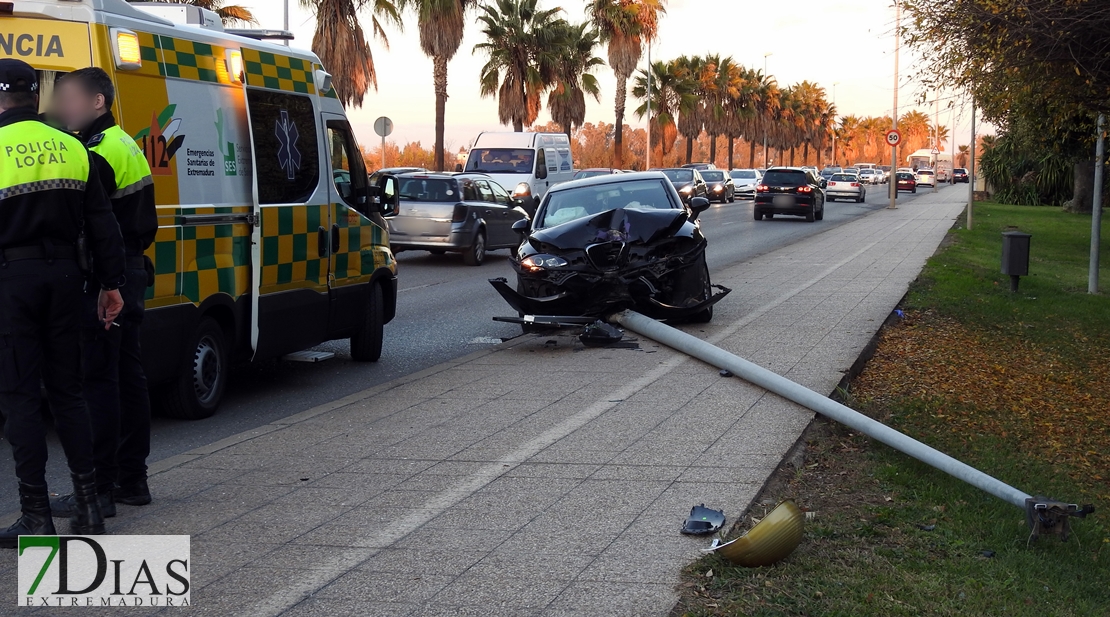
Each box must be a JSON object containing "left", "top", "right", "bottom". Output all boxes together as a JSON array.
[
  {"left": 387, "top": 172, "right": 529, "bottom": 266},
  {"left": 825, "top": 173, "right": 866, "bottom": 202},
  {"left": 729, "top": 168, "right": 762, "bottom": 199},
  {"left": 858, "top": 169, "right": 882, "bottom": 185}
]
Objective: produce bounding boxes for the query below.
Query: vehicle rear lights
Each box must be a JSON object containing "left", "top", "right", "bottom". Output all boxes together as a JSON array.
[
  {"left": 224, "top": 49, "right": 244, "bottom": 84},
  {"left": 112, "top": 28, "right": 142, "bottom": 70},
  {"left": 850, "top": 182, "right": 859, "bottom": 187},
  {"left": 756, "top": 184, "right": 768, "bottom": 192},
  {"left": 797, "top": 186, "right": 813, "bottom": 193},
  {"left": 451, "top": 204, "right": 468, "bottom": 223}
]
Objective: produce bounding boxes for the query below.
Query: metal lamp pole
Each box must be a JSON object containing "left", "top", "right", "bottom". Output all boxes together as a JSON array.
[
  {"left": 283, "top": 0, "right": 290, "bottom": 46},
  {"left": 968, "top": 97, "right": 975, "bottom": 230},
  {"left": 646, "top": 39, "right": 652, "bottom": 171},
  {"left": 889, "top": 1, "right": 899, "bottom": 209},
  {"left": 1090, "top": 114, "right": 1105, "bottom": 294},
  {"left": 832, "top": 81, "right": 839, "bottom": 166}
]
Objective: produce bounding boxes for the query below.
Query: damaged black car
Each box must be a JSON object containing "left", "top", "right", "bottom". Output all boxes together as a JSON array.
[{"left": 489, "top": 172, "right": 730, "bottom": 327}]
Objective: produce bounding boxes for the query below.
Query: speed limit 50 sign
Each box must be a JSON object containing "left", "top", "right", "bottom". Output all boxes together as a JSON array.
[{"left": 885, "top": 129, "right": 902, "bottom": 147}]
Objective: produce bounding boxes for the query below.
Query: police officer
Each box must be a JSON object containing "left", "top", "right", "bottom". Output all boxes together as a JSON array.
[
  {"left": 0, "top": 59, "right": 126, "bottom": 547},
  {"left": 49, "top": 67, "right": 157, "bottom": 518}
]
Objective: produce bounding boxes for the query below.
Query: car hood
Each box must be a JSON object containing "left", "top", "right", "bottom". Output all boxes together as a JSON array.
[{"left": 530, "top": 207, "right": 690, "bottom": 252}]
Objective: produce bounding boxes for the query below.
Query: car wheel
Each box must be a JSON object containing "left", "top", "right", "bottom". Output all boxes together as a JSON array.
[
  {"left": 159, "top": 317, "right": 227, "bottom": 420},
  {"left": 350, "top": 282, "right": 384, "bottom": 362},
  {"left": 688, "top": 261, "right": 714, "bottom": 324},
  {"left": 462, "top": 230, "right": 486, "bottom": 266},
  {"left": 912, "top": 188, "right": 917, "bottom": 193},
  {"left": 754, "top": 209, "right": 763, "bottom": 221},
  {"left": 816, "top": 201, "right": 825, "bottom": 220},
  {"left": 805, "top": 206, "right": 815, "bottom": 223}
]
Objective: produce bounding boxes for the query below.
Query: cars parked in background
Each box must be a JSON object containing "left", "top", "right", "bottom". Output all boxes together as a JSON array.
[
  {"left": 700, "top": 169, "right": 735, "bottom": 203},
  {"left": 573, "top": 168, "right": 622, "bottom": 180},
  {"left": 659, "top": 168, "right": 708, "bottom": 203},
  {"left": 858, "top": 169, "right": 882, "bottom": 185},
  {"left": 952, "top": 168, "right": 969, "bottom": 183},
  {"left": 826, "top": 172, "right": 866, "bottom": 202},
  {"left": 754, "top": 167, "right": 826, "bottom": 222},
  {"left": 915, "top": 169, "right": 936, "bottom": 186},
  {"left": 895, "top": 171, "right": 917, "bottom": 193},
  {"left": 387, "top": 172, "right": 529, "bottom": 266},
  {"left": 682, "top": 163, "right": 717, "bottom": 171},
  {"left": 730, "top": 169, "right": 762, "bottom": 199},
  {"left": 842, "top": 167, "right": 860, "bottom": 177}
]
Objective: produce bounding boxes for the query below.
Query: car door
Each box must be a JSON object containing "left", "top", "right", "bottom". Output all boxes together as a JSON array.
[{"left": 473, "top": 179, "right": 509, "bottom": 247}]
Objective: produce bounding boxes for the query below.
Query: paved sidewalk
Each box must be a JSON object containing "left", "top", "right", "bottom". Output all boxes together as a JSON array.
[{"left": 1, "top": 187, "right": 967, "bottom": 616}]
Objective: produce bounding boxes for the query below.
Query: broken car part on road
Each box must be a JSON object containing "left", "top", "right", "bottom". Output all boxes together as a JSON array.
[
  {"left": 612, "top": 309, "right": 1093, "bottom": 541},
  {"left": 681, "top": 504, "right": 727, "bottom": 536},
  {"left": 704, "top": 500, "right": 806, "bottom": 567}
]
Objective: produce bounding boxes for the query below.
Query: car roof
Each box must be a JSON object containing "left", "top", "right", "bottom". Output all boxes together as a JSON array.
[{"left": 547, "top": 171, "right": 671, "bottom": 193}]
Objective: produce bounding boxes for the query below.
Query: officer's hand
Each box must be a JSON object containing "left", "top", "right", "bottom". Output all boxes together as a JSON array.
[{"left": 98, "top": 289, "right": 124, "bottom": 329}]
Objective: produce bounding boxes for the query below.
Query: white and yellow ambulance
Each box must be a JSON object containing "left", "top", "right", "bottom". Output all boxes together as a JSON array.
[{"left": 1, "top": 0, "right": 400, "bottom": 419}]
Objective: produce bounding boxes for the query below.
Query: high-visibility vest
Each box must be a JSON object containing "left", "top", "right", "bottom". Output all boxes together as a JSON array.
[
  {"left": 89, "top": 123, "right": 153, "bottom": 200},
  {"left": 0, "top": 119, "right": 88, "bottom": 202}
]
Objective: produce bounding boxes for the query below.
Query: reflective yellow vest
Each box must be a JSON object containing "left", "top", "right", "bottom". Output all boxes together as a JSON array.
[
  {"left": 0, "top": 119, "right": 88, "bottom": 200},
  {"left": 89, "top": 123, "right": 153, "bottom": 200}
]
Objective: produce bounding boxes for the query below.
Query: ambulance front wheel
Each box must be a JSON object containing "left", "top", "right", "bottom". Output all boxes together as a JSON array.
[
  {"left": 350, "top": 282, "right": 384, "bottom": 362},
  {"left": 160, "top": 317, "right": 228, "bottom": 420}
]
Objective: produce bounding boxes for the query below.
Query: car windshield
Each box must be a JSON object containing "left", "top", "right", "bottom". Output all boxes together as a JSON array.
[
  {"left": 954, "top": 168, "right": 967, "bottom": 173},
  {"left": 701, "top": 171, "right": 725, "bottom": 181},
  {"left": 831, "top": 174, "right": 857, "bottom": 182},
  {"left": 897, "top": 173, "right": 914, "bottom": 180},
  {"left": 762, "top": 170, "right": 808, "bottom": 185},
  {"left": 465, "top": 148, "right": 535, "bottom": 173},
  {"left": 661, "top": 169, "right": 694, "bottom": 182},
  {"left": 539, "top": 179, "right": 675, "bottom": 228},
  {"left": 399, "top": 178, "right": 458, "bottom": 202},
  {"left": 731, "top": 170, "right": 757, "bottom": 179}
]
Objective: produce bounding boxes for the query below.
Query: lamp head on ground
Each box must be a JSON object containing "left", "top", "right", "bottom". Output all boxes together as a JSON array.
[{"left": 1001, "top": 230, "right": 1032, "bottom": 292}]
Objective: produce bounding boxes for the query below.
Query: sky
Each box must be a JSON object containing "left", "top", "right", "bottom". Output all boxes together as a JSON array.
[{"left": 239, "top": 0, "right": 987, "bottom": 154}]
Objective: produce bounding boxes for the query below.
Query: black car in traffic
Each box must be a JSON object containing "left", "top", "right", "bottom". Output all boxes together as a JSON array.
[
  {"left": 699, "top": 169, "right": 735, "bottom": 203},
  {"left": 952, "top": 168, "right": 969, "bottom": 183},
  {"left": 754, "top": 167, "right": 825, "bottom": 222},
  {"left": 658, "top": 168, "right": 707, "bottom": 204}
]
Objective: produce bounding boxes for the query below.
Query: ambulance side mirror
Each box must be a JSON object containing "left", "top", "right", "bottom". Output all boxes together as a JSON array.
[{"left": 374, "top": 176, "right": 399, "bottom": 217}]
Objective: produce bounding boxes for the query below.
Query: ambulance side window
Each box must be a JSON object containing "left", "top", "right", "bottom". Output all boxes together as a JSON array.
[
  {"left": 326, "top": 120, "right": 368, "bottom": 211},
  {"left": 247, "top": 90, "right": 320, "bottom": 204}
]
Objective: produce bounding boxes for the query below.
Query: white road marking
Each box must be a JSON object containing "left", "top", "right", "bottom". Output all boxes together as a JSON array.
[{"left": 468, "top": 337, "right": 503, "bottom": 345}]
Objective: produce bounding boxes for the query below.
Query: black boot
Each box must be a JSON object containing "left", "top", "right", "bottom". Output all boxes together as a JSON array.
[
  {"left": 50, "top": 490, "right": 116, "bottom": 519},
  {"left": 114, "top": 478, "right": 151, "bottom": 506},
  {"left": 70, "top": 472, "right": 105, "bottom": 535},
  {"left": 0, "top": 483, "right": 57, "bottom": 549}
]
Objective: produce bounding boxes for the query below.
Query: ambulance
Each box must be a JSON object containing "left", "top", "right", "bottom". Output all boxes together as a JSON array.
[{"left": 1, "top": 0, "right": 401, "bottom": 419}]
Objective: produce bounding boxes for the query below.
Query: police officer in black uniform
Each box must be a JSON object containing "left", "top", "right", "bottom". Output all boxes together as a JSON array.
[
  {"left": 0, "top": 59, "right": 126, "bottom": 547},
  {"left": 49, "top": 67, "right": 158, "bottom": 518}
]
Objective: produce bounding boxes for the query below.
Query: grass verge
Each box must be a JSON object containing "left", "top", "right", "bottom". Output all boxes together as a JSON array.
[{"left": 673, "top": 201, "right": 1109, "bottom": 616}]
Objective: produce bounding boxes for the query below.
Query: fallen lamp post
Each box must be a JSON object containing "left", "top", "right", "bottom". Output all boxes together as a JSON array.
[
  {"left": 610, "top": 309, "right": 1093, "bottom": 541},
  {"left": 1001, "top": 230, "right": 1032, "bottom": 293}
]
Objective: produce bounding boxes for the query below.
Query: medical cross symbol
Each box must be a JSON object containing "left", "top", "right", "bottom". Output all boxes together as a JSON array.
[{"left": 275, "top": 110, "right": 301, "bottom": 180}]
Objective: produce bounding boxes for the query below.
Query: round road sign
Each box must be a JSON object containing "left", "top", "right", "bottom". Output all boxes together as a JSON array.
[
  {"left": 885, "top": 129, "right": 902, "bottom": 147},
  {"left": 373, "top": 116, "right": 394, "bottom": 137}
]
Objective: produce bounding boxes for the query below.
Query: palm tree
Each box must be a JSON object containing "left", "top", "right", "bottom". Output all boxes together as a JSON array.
[
  {"left": 744, "top": 69, "right": 778, "bottom": 168},
  {"left": 134, "top": 0, "right": 256, "bottom": 25},
  {"left": 299, "top": 0, "right": 403, "bottom": 108},
  {"left": 957, "top": 144, "right": 970, "bottom": 167},
  {"left": 673, "top": 56, "right": 705, "bottom": 165},
  {"left": 899, "top": 110, "right": 932, "bottom": 153},
  {"left": 588, "top": 0, "right": 666, "bottom": 167},
  {"left": 474, "top": 0, "right": 564, "bottom": 132},
  {"left": 723, "top": 63, "right": 756, "bottom": 170},
  {"left": 548, "top": 22, "right": 605, "bottom": 137},
  {"left": 838, "top": 115, "right": 862, "bottom": 164},
  {"left": 401, "top": 0, "right": 470, "bottom": 171},
  {"left": 632, "top": 60, "right": 691, "bottom": 157}
]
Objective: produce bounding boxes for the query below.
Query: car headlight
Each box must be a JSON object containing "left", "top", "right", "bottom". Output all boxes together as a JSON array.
[
  {"left": 679, "top": 186, "right": 693, "bottom": 194},
  {"left": 713, "top": 185, "right": 723, "bottom": 191},
  {"left": 521, "top": 254, "right": 568, "bottom": 271},
  {"left": 513, "top": 182, "right": 532, "bottom": 198}
]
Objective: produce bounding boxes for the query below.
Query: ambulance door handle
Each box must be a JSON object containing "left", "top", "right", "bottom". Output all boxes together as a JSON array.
[
  {"left": 331, "top": 224, "right": 341, "bottom": 254},
  {"left": 317, "top": 227, "right": 328, "bottom": 258}
]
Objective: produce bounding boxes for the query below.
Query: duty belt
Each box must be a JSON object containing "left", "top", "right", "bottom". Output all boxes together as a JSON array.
[{"left": 0, "top": 244, "right": 78, "bottom": 262}]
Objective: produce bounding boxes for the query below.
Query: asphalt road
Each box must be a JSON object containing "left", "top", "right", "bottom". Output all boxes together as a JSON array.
[{"left": 0, "top": 182, "right": 954, "bottom": 513}]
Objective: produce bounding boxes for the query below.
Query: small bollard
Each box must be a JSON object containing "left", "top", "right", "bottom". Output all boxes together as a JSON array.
[{"left": 1001, "top": 230, "right": 1032, "bottom": 292}]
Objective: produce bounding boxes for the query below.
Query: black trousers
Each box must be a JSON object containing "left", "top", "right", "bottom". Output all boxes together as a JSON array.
[
  {"left": 82, "top": 267, "right": 151, "bottom": 493},
  {"left": 0, "top": 259, "right": 93, "bottom": 487}
]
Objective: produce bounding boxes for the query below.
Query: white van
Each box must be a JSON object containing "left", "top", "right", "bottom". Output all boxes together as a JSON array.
[{"left": 464, "top": 132, "right": 575, "bottom": 212}]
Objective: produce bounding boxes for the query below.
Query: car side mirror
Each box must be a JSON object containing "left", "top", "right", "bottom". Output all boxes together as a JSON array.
[
  {"left": 819, "top": 179, "right": 827, "bottom": 189},
  {"left": 373, "top": 175, "right": 399, "bottom": 217},
  {"left": 688, "top": 196, "right": 711, "bottom": 220},
  {"left": 511, "top": 218, "right": 530, "bottom": 235}
]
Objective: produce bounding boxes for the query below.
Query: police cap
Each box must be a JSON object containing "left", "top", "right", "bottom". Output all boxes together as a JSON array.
[{"left": 0, "top": 59, "right": 39, "bottom": 94}]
